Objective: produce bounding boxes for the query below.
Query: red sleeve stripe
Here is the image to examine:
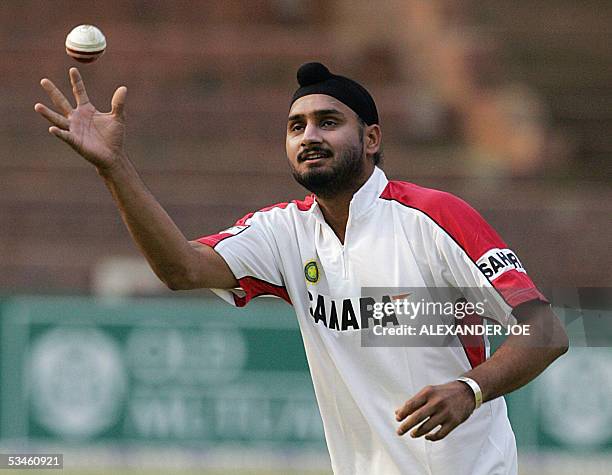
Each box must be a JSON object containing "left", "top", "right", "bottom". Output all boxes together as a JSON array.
[
  {"left": 232, "top": 276, "right": 291, "bottom": 307},
  {"left": 380, "top": 181, "right": 548, "bottom": 309},
  {"left": 196, "top": 233, "right": 234, "bottom": 248},
  {"left": 490, "top": 276, "right": 548, "bottom": 308},
  {"left": 196, "top": 196, "right": 316, "bottom": 248},
  {"left": 455, "top": 314, "right": 486, "bottom": 369},
  {"left": 255, "top": 195, "right": 316, "bottom": 214},
  {"left": 380, "top": 182, "right": 505, "bottom": 260}
]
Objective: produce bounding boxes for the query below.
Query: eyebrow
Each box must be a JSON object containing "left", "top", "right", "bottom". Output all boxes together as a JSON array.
[{"left": 287, "top": 108, "right": 346, "bottom": 123}]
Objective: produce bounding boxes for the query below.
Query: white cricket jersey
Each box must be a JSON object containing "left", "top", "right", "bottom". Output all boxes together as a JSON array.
[{"left": 197, "top": 167, "right": 546, "bottom": 475}]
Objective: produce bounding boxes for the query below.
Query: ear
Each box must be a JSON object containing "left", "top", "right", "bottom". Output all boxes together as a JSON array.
[{"left": 364, "top": 124, "right": 382, "bottom": 157}]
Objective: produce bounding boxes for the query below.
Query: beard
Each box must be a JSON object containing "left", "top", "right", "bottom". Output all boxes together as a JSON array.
[{"left": 290, "top": 136, "right": 366, "bottom": 199}]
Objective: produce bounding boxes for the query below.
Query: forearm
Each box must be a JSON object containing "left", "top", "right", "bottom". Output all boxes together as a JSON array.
[
  {"left": 35, "top": 69, "right": 235, "bottom": 289},
  {"left": 464, "top": 339, "right": 563, "bottom": 402},
  {"left": 462, "top": 302, "right": 569, "bottom": 402},
  {"left": 97, "top": 154, "right": 196, "bottom": 288}
]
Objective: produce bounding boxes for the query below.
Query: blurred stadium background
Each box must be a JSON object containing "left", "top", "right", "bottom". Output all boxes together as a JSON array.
[{"left": 1, "top": 0, "right": 611, "bottom": 473}]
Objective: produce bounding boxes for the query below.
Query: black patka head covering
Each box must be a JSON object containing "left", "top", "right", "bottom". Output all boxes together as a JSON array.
[{"left": 290, "top": 62, "right": 379, "bottom": 125}]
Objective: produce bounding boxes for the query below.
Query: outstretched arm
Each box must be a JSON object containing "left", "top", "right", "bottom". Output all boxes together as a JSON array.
[
  {"left": 35, "top": 68, "right": 237, "bottom": 290},
  {"left": 395, "top": 301, "right": 568, "bottom": 441}
]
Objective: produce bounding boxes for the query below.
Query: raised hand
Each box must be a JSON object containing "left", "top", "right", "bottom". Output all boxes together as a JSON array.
[{"left": 34, "top": 67, "right": 127, "bottom": 171}]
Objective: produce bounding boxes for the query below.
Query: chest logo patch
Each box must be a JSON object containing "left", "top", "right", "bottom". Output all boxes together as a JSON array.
[{"left": 304, "top": 260, "right": 320, "bottom": 284}]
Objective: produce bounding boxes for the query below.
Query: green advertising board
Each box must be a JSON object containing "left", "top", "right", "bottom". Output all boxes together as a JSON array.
[
  {"left": 1, "top": 296, "right": 611, "bottom": 454},
  {"left": 0, "top": 296, "right": 324, "bottom": 449}
]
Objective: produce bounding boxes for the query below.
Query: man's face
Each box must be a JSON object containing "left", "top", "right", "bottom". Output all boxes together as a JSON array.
[{"left": 286, "top": 94, "right": 368, "bottom": 198}]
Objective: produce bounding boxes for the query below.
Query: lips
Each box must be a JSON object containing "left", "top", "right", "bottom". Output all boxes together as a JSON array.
[{"left": 299, "top": 148, "right": 332, "bottom": 162}]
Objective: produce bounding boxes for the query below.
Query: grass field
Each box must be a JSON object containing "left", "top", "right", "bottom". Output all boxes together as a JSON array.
[
  {"left": 5, "top": 454, "right": 612, "bottom": 475},
  {"left": 5, "top": 462, "right": 612, "bottom": 475},
  {"left": 4, "top": 470, "right": 612, "bottom": 475},
  {"left": 5, "top": 471, "right": 331, "bottom": 475}
]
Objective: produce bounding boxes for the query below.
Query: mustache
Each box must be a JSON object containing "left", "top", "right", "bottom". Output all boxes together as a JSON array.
[{"left": 298, "top": 146, "right": 333, "bottom": 162}]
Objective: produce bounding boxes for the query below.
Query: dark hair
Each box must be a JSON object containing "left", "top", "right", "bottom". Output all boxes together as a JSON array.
[{"left": 358, "top": 119, "right": 383, "bottom": 166}]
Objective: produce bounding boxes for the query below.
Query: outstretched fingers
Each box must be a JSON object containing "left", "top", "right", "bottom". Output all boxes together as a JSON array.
[
  {"left": 111, "top": 86, "right": 127, "bottom": 118},
  {"left": 69, "top": 67, "right": 90, "bottom": 106},
  {"left": 48, "top": 126, "right": 75, "bottom": 147},
  {"left": 40, "top": 78, "right": 72, "bottom": 115},
  {"left": 34, "top": 103, "right": 70, "bottom": 130}
]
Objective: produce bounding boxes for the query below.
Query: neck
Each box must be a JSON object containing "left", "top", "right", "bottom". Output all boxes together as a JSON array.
[{"left": 316, "top": 165, "right": 375, "bottom": 243}]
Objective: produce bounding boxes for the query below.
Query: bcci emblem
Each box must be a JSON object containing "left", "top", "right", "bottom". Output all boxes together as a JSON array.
[{"left": 304, "top": 260, "right": 320, "bottom": 284}]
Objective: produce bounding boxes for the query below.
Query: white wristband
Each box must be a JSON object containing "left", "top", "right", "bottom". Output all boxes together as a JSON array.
[{"left": 457, "top": 376, "right": 483, "bottom": 410}]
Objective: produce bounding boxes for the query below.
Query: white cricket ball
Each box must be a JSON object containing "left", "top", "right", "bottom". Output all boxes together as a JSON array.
[{"left": 65, "top": 24, "right": 106, "bottom": 63}]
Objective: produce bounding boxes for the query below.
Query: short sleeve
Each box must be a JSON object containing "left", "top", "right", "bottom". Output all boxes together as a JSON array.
[
  {"left": 196, "top": 212, "right": 290, "bottom": 307},
  {"left": 430, "top": 192, "right": 548, "bottom": 325}
]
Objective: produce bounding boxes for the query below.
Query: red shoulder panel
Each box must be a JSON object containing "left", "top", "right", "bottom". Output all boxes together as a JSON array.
[
  {"left": 196, "top": 195, "right": 316, "bottom": 248},
  {"left": 380, "top": 180, "right": 547, "bottom": 308},
  {"left": 381, "top": 181, "right": 507, "bottom": 262}
]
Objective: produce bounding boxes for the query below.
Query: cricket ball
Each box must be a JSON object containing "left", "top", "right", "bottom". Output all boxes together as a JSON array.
[{"left": 65, "top": 24, "right": 106, "bottom": 63}]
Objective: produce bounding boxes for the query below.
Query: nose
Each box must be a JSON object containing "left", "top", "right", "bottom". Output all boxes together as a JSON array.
[{"left": 301, "top": 122, "right": 322, "bottom": 145}]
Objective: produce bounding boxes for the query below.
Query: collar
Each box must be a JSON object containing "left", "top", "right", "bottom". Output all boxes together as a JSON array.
[{"left": 309, "top": 166, "right": 389, "bottom": 223}]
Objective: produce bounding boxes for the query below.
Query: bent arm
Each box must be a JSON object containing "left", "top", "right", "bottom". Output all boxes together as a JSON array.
[
  {"left": 99, "top": 155, "right": 238, "bottom": 290},
  {"left": 396, "top": 300, "right": 568, "bottom": 440},
  {"left": 463, "top": 300, "right": 569, "bottom": 402}
]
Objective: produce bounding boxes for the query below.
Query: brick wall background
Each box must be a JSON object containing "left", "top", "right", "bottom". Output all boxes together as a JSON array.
[{"left": 1, "top": 0, "right": 610, "bottom": 292}]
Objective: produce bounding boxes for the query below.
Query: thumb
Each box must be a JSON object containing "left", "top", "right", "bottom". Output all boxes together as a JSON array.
[
  {"left": 111, "top": 86, "right": 127, "bottom": 118},
  {"left": 49, "top": 126, "right": 76, "bottom": 147}
]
